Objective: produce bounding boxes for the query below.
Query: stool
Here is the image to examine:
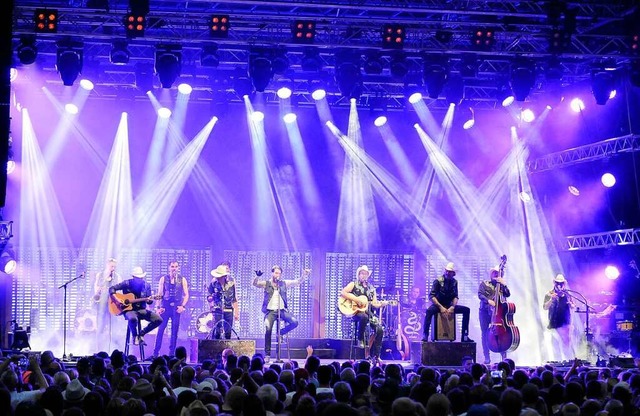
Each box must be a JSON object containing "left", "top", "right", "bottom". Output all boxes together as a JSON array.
[
  {"left": 432, "top": 313, "right": 456, "bottom": 341},
  {"left": 349, "top": 321, "right": 372, "bottom": 360},
  {"left": 124, "top": 319, "right": 146, "bottom": 360},
  {"left": 274, "top": 331, "right": 291, "bottom": 362}
]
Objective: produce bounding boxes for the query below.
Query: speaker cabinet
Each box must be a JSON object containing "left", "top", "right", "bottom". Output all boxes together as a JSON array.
[
  {"left": 411, "top": 341, "right": 476, "bottom": 366},
  {"left": 198, "top": 339, "right": 256, "bottom": 362}
]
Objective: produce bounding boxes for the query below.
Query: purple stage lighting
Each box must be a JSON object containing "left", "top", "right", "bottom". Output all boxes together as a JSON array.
[
  {"left": 374, "top": 116, "right": 387, "bottom": 127},
  {"left": 64, "top": 103, "right": 79, "bottom": 114},
  {"left": 521, "top": 108, "right": 535, "bottom": 123},
  {"left": 408, "top": 92, "right": 422, "bottom": 104},
  {"left": 601, "top": 173, "right": 616, "bottom": 188},
  {"left": 7, "top": 160, "right": 16, "bottom": 175},
  {"left": 311, "top": 88, "right": 326, "bottom": 100},
  {"left": 502, "top": 95, "right": 515, "bottom": 107},
  {"left": 277, "top": 87, "right": 292, "bottom": 99},
  {"left": 79, "top": 79, "right": 94, "bottom": 91},
  {"left": 570, "top": 98, "right": 585, "bottom": 113},
  {"left": 604, "top": 265, "right": 620, "bottom": 280},
  {"left": 609, "top": 90, "right": 617, "bottom": 100},
  {"left": 10, "top": 68, "right": 17, "bottom": 83},
  {"left": 283, "top": 112, "right": 297, "bottom": 123},
  {"left": 157, "top": 107, "right": 172, "bottom": 118},
  {"left": 518, "top": 192, "right": 531, "bottom": 202},
  {"left": 178, "top": 83, "right": 192, "bottom": 94},
  {"left": 251, "top": 111, "right": 264, "bottom": 122},
  {"left": 568, "top": 186, "right": 580, "bottom": 196}
]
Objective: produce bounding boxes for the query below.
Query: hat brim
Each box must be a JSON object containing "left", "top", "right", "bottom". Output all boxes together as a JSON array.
[
  {"left": 132, "top": 273, "right": 146, "bottom": 278},
  {"left": 211, "top": 271, "right": 227, "bottom": 278}
]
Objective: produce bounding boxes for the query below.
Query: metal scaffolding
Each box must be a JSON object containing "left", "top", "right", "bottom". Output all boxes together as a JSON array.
[{"left": 560, "top": 228, "right": 640, "bottom": 251}]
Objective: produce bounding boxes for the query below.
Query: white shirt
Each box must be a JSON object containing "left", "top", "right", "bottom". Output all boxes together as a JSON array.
[{"left": 267, "top": 287, "right": 286, "bottom": 311}]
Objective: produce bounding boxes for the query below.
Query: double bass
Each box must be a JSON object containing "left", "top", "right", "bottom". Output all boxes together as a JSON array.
[{"left": 487, "top": 255, "right": 520, "bottom": 353}]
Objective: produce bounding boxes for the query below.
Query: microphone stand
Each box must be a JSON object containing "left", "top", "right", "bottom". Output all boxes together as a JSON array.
[
  {"left": 564, "top": 289, "right": 596, "bottom": 360},
  {"left": 58, "top": 271, "right": 85, "bottom": 360},
  {"left": 274, "top": 278, "right": 283, "bottom": 363}
]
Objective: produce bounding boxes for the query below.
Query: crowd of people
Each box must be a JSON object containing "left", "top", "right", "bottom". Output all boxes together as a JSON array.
[{"left": 1, "top": 345, "right": 639, "bottom": 416}]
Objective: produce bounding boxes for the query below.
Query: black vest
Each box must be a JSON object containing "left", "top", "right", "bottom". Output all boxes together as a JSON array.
[{"left": 261, "top": 280, "right": 288, "bottom": 314}]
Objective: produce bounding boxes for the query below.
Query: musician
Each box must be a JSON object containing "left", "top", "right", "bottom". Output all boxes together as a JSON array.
[
  {"left": 422, "top": 262, "right": 474, "bottom": 342},
  {"left": 543, "top": 274, "right": 577, "bottom": 359},
  {"left": 152, "top": 261, "right": 189, "bottom": 357},
  {"left": 341, "top": 265, "right": 388, "bottom": 361},
  {"left": 93, "top": 258, "right": 121, "bottom": 344},
  {"left": 478, "top": 266, "right": 510, "bottom": 364},
  {"left": 404, "top": 286, "right": 425, "bottom": 311},
  {"left": 207, "top": 264, "right": 239, "bottom": 339},
  {"left": 109, "top": 266, "right": 162, "bottom": 346},
  {"left": 252, "top": 265, "right": 310, "bottom": 362}
]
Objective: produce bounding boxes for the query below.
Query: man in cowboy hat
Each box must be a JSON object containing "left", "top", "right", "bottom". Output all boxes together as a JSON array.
[
  {"left": 341, "top": 265, "right": 390, "bottom": 361},
  {"left": 152, "top": 260, "right": 190, "bottom": 357},
  {"left": 253, "top": 265, "right": 311, "bottom": 363},
  {"left": 207, "top": 263, "right": 239, "bottom": 339},
  {"left": 423, "top": 262, "right": 474, "bottom": 342},
  {"left": 109, "top": 266, "right": 163, "bottom": 347},
  {"left": 543, "top": 273, "right": 576, "bottom": 359},
  {"left": 478, "top": 265, "right": 511, "bottom": 364}
]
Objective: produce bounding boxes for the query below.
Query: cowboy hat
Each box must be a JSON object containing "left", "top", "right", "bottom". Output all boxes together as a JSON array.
[
  {"left": 63, "top": 379, "right": 90, "bottom": 402},
  {"left": 210, "top": 265, "right": 229, "bottom": 278},
  {"left": 445, "top": 262, "right": 456, "bottom": 272},
  {"left": 131, "top": 266, "right": 147, "bottom": 278},
  {"left": 554, "top": 274, "right": 566, "bottom": 283},
  {"left": 356, "top": 265, "right": 372, "bottom": 277}
]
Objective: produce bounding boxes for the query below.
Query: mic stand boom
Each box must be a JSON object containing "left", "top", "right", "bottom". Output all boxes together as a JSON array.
[{"left": 58, "top": 272, "right": 85, "bottom": 360}]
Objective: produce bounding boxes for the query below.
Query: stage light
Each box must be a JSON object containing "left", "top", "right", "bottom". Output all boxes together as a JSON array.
[
  {"left": 445, "top": 74, "right": 464, "bottom": 105},
  {"left": 201, "top": 44, "right": 219, "bottom": 67},
  {"left": 135, "top": 62, "right": 154, "bottom": 92},
  {"left": 0, "top": 250, "right": 17, "bottom": 274},
  {"left": 364, "top": 52, "right": 384, "bottom": 75},
  {"left": 56, "top": 40, "right": 83, "bottom": 86},
  {"left": 374, "top": 116, "right": 387, "bottom": 127},
  {"left": 272, "top": 50, "right": 290, "bottom": 75},
  {"left": 249, "top": 51, "right": 273, "bottom": 93},
  {"left": 568, "top": 186, "right": 580, "bottom": 196},
  {"left": 423, "top": 55, "right": 448, "bottom": 99},
  {"left": 35, "top": 8, "right": 58, "bottom": 33},
  {"left": 463, "top": 108, "right": 475, "bottom": 130},
  {"left": 335, "top": 50, "right": 362, "bottom": 99},
  {"left": 110, "top": 40, "right": 130, "bottom": 65},
  {"left": 521, "top": 108, "right": 535, "bottom": 123},
  {"left": 601, "top": 173, "right": 616, "bottom": 188},
  {"left": 591, "top": 71, "right": 616, "bottom": 105},
  {"left": 510, "top": 62, "right": 535, "bottom": 102},
  {"left": 496, "top": 83, "right": 515, "bottom": 107},
  {"left": 390, "top": 53, "right": 409, "bottom": 79},
  {"left": 233, "top": 73, "right": 253, "bottom": 97},
  {"left": 311, "top": 88, "right": 326, "bottom": 100},
  {"left": 472, "top": 28, "right": 495, "bottom": 51},
  {"left": 178, "top": 83, "right": 192, "bottom": 95},
  {"left": 292, "top": 20, "right": 316, "bottom": 44},
  {"left": 125, "top": 12, "right": 146, "bottom": 38},
  {"left": 251, "top": 111, "right": 264, "bottom": 122},
  {"left": 408, "top": 91, "right": 423, "bottom": 104},
  {"left": 519, "top": 191, "right": 531, "bottom": 202},
  {"left": 65, "top": 103, "right": 79, "bottom": 114},
  {"left": 277, "top": 86, "right": 292, "bottom": 99},
  {"left": 549, "top": 28, "right": 571, "bottom": 53},
  {"left": 9, "top": 68, "right": 17, "bottom": 83},
  {"left": 155, "top": 45, "right": 182, "bottom": 89},
  {"left": 570, "top": 98, "right": 585, "bottom": 112},
  {"left": 605, "top": 265, "right": 620, "bottom": 280},
  {"left": 7, "top": 160, "right": 16, "bottom": 175},
  {"left": 609, "top": 90, "right": 617, "bottom": 100},
  {"left": 283, "top": 113, "right": 297, "bottom": 123},
  {"left": 301, "top": 48, "right": 322, "bottom": 72},
  {"left": 157, "top": 107, "right": 172, "bottom": 118},
  {"left": 631, "top": 33, "right": 639, "bottom": 55},
  {"left": 79, "top": 79, "right": 94, "bottom": 91},
  {"left": 382, "top": 24, "right": 405, "bottom": 49},
  {"left": 17, "top": 35, "right": 37, "bottom": 65},
  {"left": 209, "top": 15, "right": 229, "bottom": 38}
]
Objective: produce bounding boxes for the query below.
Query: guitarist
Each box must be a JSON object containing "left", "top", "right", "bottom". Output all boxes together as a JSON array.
[
  {"left": 152, "top": 261, "right": 189, "bottom": 357},
  {"left": 478, "top": 266, "right": 511, "bottom": 364},
  {"left": 109, "top": 266, "right": 163, "bottom": 347},
  {"left": 341, "top": 265, "right": 387, "bottom": 361}
]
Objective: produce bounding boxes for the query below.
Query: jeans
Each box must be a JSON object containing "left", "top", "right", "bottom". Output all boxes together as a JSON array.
[
  {"left": 423, "top": 304, "right": 470, "bottom": 339},
  {"left": 124, "top": 309, "right": 162, "bottom": 339},
  {"left": 264, "top": 310, "right": 298, "bottom": 355},
  {"left": 353, "top": 312, "right": 384, "bottom": 357},
  {"left": 153, "top": 307, "right": 180, "bottom": 355}
]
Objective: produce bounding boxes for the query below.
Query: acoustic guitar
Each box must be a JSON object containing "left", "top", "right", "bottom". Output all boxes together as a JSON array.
[
  {"left": 109, "top": 293, "right": 162, "bottom": 316},
  {"left": 337, "top": 295, "right": 398, "bottom": 317}
]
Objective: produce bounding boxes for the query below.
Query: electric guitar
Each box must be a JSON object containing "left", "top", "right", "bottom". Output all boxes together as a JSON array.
[
  {"left": 108, "top": 293, "right": 162, "bottom": 316},
  {"left": 337, "top": 295, "right": 398, "bottom": 317}
]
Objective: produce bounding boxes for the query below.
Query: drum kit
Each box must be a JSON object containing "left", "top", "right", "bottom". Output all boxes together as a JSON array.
[{"left": 373, "top": 288, "right": 425, "bottom": 359}]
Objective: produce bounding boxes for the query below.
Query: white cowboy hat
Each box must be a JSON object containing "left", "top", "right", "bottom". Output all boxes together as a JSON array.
[
  {"left": 554, "top": 274, "right": 566, "bottom": 283},
  {"left": 445, "top": 262, "right": 456, "bottom": 272},
  {"left": 211, "top": 265, "right": 229, "bottom": 278},
  {"left": 131, "top": 266, "right": 147, "bottom": 278},
  {"left": 356, "top": 265, "right": 372, "bottom": 277}
]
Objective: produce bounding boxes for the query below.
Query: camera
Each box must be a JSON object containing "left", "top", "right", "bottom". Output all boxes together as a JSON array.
[{"left": 490, "top": 370, "right": 502, "bottom": 378}]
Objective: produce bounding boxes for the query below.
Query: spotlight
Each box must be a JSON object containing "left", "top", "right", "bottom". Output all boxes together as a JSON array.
[
  {"left": 374, "top": 116, "right": 387, "bottom": 127},
  {"left": 209, "top": 15, "right": 229, "bottom": 38},
  {"left": 249, "top": 51, "right": 273, "bottom": 92},
  {"left": 292, "top": 20, "right": 316, "bottom": 44},
  {"left": 9, "top": 68, "right": 17, "bottom": 83},
  {"left": 177, "top": 83, "right": 192, "bottom": 95},
  {"left": 570, "top": 98, "right": 585, "bottom": 112},
  {"left": 631, "top": 32, "right": 639, "bottom": 55},
  {"left": 389, "top": 52, "right": 409, "bottom": 79},
  {"left": 201, "top": 44, "right": 219, "bottom": 67},
  {"left": 521, "top": 108, "right": 535, "bottom": 123},
  {"left": 277, "top": 86, "right": 292, "bottom": 99},
  {"left": 408, "top": 92, "right": 423, "bottom": 104},
  {"left": 6, "top": 160, "right": 16, "bottom": 175},
  {"left": 135, "top": 62, "right": 154, "bottom": 92},
  {"left": 382, "top": 24, "right": 405, "bottom": 49},
  {"left": 56, "top": 40, "right": 83, "bottom": 87},
  {"left": 65, "top": 103, "right": 79, "bottom": 114},
  {"left": 496, "top": 82, "right": 515, "bottom": 107},
  {"left": 0, "top": 250, "right": 17, "bottom": 274},
  {"left": 251, "top": 111, "right": 264, "bottom": 122},
  {"left": 79, "top": 79, "right": 94, "bottom": 91},
  {"left": 311, "top": 88, "right": 326, "bottom": 100},
  {"left": 518, "top": 191, "right": 531, "bottom": 202},
  {"left": 233, "top": 73, "right": 253, "bottom": 97},
  {"left": 568, "top": 185, "right": 580, "bottom": 196},
  {"left": 601, "top": 173, "right": 616, "bottom": 188},
  {"left": 109, "top": 40, "right": 130, "bottom": 65},
  {"left": 510, "top": 62, "right": 535, "bottom": 102},
  {"left": 335, "top": 50, "right": 362, "bottom": 99},
  {"left": 591, "top": 71, "right": 616, "bottom": 105},
  {"left": 271, "top": 49, "right": 290, "bottom": 75},
  {"left": 283, "top": 113, "right": 297, "bottom": 123},
  {"left": 364, "top": 52, "right": 384, "bottom": 75},
  {"left": 301, "top": 48, "right": 322, "bottom": 72},
  {"left": 605, "top": 265, "right": 620, "bottom": 280},
  {"left": 155, "top": 45, "right": 182, "bottom": 89},
  {"left": 549, "top": 27, "right": 571, "bottom": 54},
  {"left": 472, "top": 28, "right": 495, "bottom": 51},
  {"left": 34, "top": 8, "right": 58, "bottom": 33},
  {"left": 157, "top": 107, "right": 172, "bottom": 118},
  {"left": 16, "top": 35, "right": 37, "bottom": 65},
  {"left": 423, "top": 56, "right": 448, "bottom": 99},
  {"left": 125, "top": 12, "right": 146, "bottom": 38}
]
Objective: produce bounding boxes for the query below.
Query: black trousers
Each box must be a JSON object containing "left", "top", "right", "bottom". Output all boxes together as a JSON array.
[
  {"left": 353, "top": 312, "right": 384, "bottom": 357},
  {"left": 212, "top": 310, "right": 234, "bottom": 339},
  {"left": 153, "top": 306, "right": 180, "bottom": 355},
  {"left": 264, "top": 310, "right": 298, "bottom": 355},
  {"left": 124, "top": 309, "right": 162, "bottom": 338},
  {"left": 423, "top": 304, "right": 470, "bottom": 339}
]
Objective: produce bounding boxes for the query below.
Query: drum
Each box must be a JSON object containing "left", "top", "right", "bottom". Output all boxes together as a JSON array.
[
  {"left": 400, "top": 309, "right": 423, "bottom": 340},
  {"left": 616, "top": 321, "right": 634, "bottom": 331},
  {"left": 196, "top": 311, "right": 214, "bottom": 334}
]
